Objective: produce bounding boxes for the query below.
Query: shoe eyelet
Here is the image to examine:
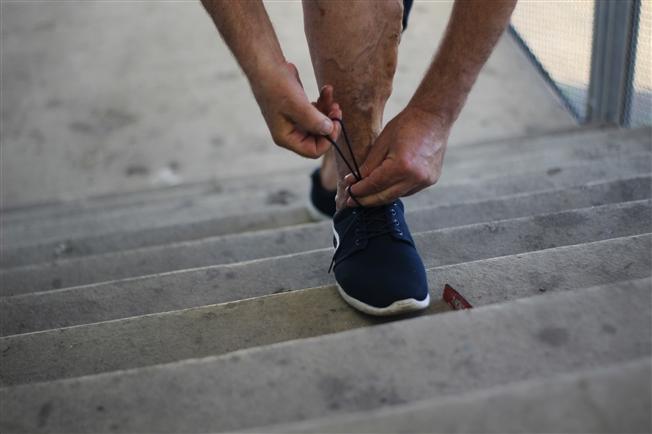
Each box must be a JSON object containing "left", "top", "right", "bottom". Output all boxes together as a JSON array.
[
  {"left": 397, "top": 231, "right": 404, "bottom": 236},
  {"left": 390, "top": 209, "right": 396, "bottom": 216},
  {"left": 354, "top": 239, "right": 361, "bottom": 246}
]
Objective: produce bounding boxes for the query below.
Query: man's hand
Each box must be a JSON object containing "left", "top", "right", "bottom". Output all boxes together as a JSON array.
[
  {"left": 252, "top": 62, "right": 341, "bottom": 159},
  {"left": 343, "top": 106, "right": 448, "bottom": 207},
  {"left": 200, "top": 1, "right": 341, "bottom": 158},
  {"left": 340, "top": 0, "right": 516, "bottom": 207}
]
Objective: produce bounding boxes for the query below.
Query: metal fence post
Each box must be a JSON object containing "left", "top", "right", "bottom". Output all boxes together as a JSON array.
[{"left": 587, "top": 0, "right": 640, "bottom": 125}]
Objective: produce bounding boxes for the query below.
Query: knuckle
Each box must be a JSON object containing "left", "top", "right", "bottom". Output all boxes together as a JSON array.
[
  {"left": 416, "top": 170, "right": 431, "bottom": 185},
  {"left": 396, "top": 158, "right": 413, "bottom": 174},
  {"left": 376, "top": 191, "right": 390, "bottom": 204},
  {"left": 428, "top": 172, "right": 440, "bottom": 185},
  {"left": 271, "top": 132, "right": 285, "bottom": 147},
  {"left": 368, "top": 176, "right": 383, "bottom": 191},
  {"left": 410, "top": 166, "right": 431, "bottom": 185}
]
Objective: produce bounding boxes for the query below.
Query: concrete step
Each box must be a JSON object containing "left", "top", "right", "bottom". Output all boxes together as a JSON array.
[
  {"left": 0, "top": 281, "right": 649, "bottom": 433},
  {"left": 0, "top": 166, "right": 312, "bottom": 225},
  {"left": 3, "top": 127, "right": 650, "bottom": 249},
  {"left": 1, "top": 201, "right": 649, "bottom": 335},
  {"left": 442, "top": 124, "right": 651, "bottom": 175},
  {"left": 261, "top": 358, "right": 651, "bottom": 434},
  {"left": 2, "top": 125, "right": 641, "bottom": 225},
  {"left": 3, "top": 176, "right": 649, "bottom": 293},
  {"left": 1, "top": 235, "right": 649, "bottom": 385},
  {"left": 1, "top": 182, "right": 311, "bottom": 249},
  {"left": 2, "top": 153, "right": 650, "bottom": 268}
]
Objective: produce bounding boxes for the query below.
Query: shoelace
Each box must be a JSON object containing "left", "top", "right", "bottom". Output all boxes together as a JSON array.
[
  {"left": 324, "top": 119, "right": 397, "bottom": 273},
  {"left": 323, "top": 118, "right": 363, "bottom": 207}
]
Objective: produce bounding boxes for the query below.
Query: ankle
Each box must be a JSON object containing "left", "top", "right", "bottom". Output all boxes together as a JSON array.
[
  {"left": 335, "top": 181, "right": 349, "bottom": 211},
  {"left": 319, "top": 158, "right": 338, "bottom": 191}
]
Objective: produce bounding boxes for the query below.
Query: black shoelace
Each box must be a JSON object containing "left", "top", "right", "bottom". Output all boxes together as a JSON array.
[
  {"left": 324, "top": 119, "right": 397, "bottom": 273},
  {"left": 323, "top": 119, "right": 363, "bottom": 207}
]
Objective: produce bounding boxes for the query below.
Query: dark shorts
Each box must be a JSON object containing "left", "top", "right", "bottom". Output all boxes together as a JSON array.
[{"left": 403, "top": 0, "right": 414, "bottom": 31}]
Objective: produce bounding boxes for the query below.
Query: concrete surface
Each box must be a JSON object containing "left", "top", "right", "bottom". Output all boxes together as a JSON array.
[
  {"left": 0, "top": 1, "right": 574, "bottom": 207},
  {"left": 1, "top": 251, "right": 648, "bottom": 385},
  {"left": 1, "top": 202, "right": 650, "bottom": 335},
  {"left": 3, "top": 126, "right": 649, "bottom": 248},
  {"left": 2, "top": 151, "right": 650, "bottom": 267},
  {"left": 264, "top": 358, "right": 652, "bottom": 434},
  {"left": 0, "top": 124, "right": 608, "bottom": 224},
  {"left": 2, "top": 176, "right": 649, "bottom": 294},
  {"left": 0, "top": 282, "right": 649, "bottom": 433},
  {"left": 1, "top": 125, "right": 646, "bottom": 230}
]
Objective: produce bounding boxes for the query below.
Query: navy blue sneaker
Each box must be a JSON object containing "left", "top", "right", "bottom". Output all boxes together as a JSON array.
[
  {"left": 330, "top": 200, "right": 430, "bottom": 316},
  {"left": 307, "top": 168, "right": 336, "bottom": 220}
]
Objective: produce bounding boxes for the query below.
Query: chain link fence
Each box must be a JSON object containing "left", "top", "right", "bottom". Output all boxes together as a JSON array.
[{"left": 510, "top": 0, "right": 651, "bottom": 127}]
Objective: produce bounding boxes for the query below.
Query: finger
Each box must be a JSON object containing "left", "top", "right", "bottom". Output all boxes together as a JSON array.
[
  {"left": 341, "top": 136, "right": 388, "bottom": 186},
  {"left": 343, "top": 172, "right": 357, "bottom": 186},
  {"left": 312, "top": 103, "right": 341, "bottom": 154},
  {"left": 347, "top": 181, "right": 411, "bottom": 207},
  {"left": 275, "top": 117, "right": 323, "bottom": 158},
  {"left": 285, "top": 96, "right": 340, "bottom": 157},
  {"left": 289, "top": 112, "right": 341, "bottom": 158},
  {"left": 314, "top": 136, "right": 332, "bottom": 156},
  {"left": 286, "top": 128, "right": 334, "bottom": 159},
  {"left": 315, "top": 85, "right": 334, "bottom": 113},
  {"left": 349, "top": 158, "right": 402, "bottom": 198},
  {"left": 404, "top": 184, "right": 425, "bottom": 197},
  {"left": 288, "top": 100, "right": 334, "bottom": 136},
  {"left": 328, "top": 103, "right": 342, "bottom": 138}
]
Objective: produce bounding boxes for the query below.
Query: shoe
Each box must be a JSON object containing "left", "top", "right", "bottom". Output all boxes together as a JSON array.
[
  {"left": 307, "top": 168, "right": 336, "bottom": 220},
  {"left": 330, "top": 199, "right": 430, "bottom": 316}
]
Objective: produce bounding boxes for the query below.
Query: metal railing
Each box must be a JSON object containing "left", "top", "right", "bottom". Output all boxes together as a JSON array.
[{"left": 511, "top": 0, "right": 650, "bottom": 127}]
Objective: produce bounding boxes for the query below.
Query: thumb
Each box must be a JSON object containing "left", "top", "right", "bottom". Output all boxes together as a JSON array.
[
  {"left": 343, "top": 139, "right": 387, "bottom": 186},
  {"left": 290, "top": 101, "right": 334, "bottom": 136}
]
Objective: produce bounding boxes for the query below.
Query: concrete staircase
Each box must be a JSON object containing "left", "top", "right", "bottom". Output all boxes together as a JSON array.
[{"left": 0, "top": 126, "right": 650, "bottom": 433}]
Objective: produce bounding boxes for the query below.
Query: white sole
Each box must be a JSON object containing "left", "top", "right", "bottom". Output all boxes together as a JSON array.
[
  {"left": 336, "top": 284, "right": 430, "bottom": 316},
  {"left": 306, "top": 199, "right": 333, "bottom": 222}
]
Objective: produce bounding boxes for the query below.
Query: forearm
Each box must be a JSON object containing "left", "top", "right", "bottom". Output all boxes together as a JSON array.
[
  {"left": 409, "top": 0, "right": 517, "bottom": 125},
  {"left": 201, "top": 0, "right": 285, "bottom": 84}
]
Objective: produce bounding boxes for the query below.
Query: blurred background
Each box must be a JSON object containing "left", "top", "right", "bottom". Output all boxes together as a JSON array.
[
  {"left": 0, "top": 0, "right": 649, "bottom": 207},
  {"left": 0, "top": 0, "right": 572, "bottom": 207}
]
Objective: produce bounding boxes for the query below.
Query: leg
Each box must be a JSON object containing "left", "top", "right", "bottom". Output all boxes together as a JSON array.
[{"left": 303, "top": 0, "right": 403, "bottom": 208}]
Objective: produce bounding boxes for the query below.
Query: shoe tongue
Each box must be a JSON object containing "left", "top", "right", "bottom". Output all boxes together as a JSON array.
[{"left": 333, "top": 206, "right": 356, "bottom": 224}]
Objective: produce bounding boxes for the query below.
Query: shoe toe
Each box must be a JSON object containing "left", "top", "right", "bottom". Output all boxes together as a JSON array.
[{"left": 335, "top": 240, "right": 429, "bottom": 309}]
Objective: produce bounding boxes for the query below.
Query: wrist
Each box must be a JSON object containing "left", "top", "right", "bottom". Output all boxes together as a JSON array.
[
  {"left": 403, "top": 103, "right": 455, "bottom": 132},
  {"left": 248, "top": 64, "right": 292, "bottom": 106},
  {"left": 245, "top": 56, "right": 287, "bottom": 89}
]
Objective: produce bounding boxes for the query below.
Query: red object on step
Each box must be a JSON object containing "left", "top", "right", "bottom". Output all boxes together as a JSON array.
[{"left": 443, "top": 284, "right": 473, "bottom": 310}]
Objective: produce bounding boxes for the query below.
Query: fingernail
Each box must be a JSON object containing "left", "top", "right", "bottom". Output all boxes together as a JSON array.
[
  {"left": 344, "top": 174, "right": 353, "bottom": 183},
  {"left": 320, "top": 119, "right": 333, "bottom": 135}
]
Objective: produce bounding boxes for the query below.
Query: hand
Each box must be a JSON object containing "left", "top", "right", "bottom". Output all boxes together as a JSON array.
[
  {"left": 251, "top": 61, "right": 341, "bottom": 158},
  {"left": 344, "top": 106, "right": 449, "bottom": 207}
]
